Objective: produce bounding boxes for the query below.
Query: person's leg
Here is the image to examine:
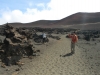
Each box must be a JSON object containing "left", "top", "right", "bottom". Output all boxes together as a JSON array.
[
  {"left": 71, "top": 42, "right": 75, "bottom": 54},
  {"left": 42, "top": 38, "right": 43, "bottom": 43},
  {"left": 43, "top": 38, "right": 44, "bottom": 43},
  {"left": 43, "top": 38, "right": 46, "bottom": 44},
  {"left": 73, "top": 43, "right": 75, "bottom": 54},
  {"left": 43, "top": 38, "right": 45, "bottom": 43},
  {"left": 71, "top": 42, "right": 73, "bottom": 53}
]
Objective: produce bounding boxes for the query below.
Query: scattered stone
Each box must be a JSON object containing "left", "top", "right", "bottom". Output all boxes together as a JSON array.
[
  {"left": 1, "top": 63, "right": 6, "bottom": 68},
  {"left": 16, "top": 62, "right": 25, "bottom": 66},
  {"left": 15, "top": 68, "right": 20, "bottom": 71},
  {"left": 36, "top": 50, "right": 40, "bottom": 52},
  {"left": 6, "top": 68, "right": 10, "bottom": 71}
]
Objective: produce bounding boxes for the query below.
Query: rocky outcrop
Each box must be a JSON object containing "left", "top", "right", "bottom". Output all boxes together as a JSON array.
[{"left": 0, "top": 24, "right": 36, "bottom": 66}]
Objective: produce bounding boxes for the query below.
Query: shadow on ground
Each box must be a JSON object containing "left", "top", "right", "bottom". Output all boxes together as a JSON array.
[{"left": 60, "top": 52, "right": 74, "bottom": 57}]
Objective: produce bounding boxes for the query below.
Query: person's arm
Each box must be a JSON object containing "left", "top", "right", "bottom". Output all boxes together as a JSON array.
[
  {"left": 75, "top": 35, "right": 78, "bottom": 42},
  {"left": 68, "top": 34, "right": 72, "bottom": 38}
]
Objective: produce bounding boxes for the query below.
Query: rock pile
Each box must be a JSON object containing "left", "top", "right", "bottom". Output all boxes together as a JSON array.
[
  {"left": 0, "top": 24, "right": 36, "bottom": 66},
  {"left": 48, "top": 34, "right": 61, "bottom": 40},
  {"left": 33, "top": 33, "right": 49, "bottom": 43}
]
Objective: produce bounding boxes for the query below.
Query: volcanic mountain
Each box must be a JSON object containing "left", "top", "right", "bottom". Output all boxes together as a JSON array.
[
  {"left": 54, "top": 12, "right": 100, "bottom": 25},
  {"left": 2, "top": 12, "right": 100, "bottom": 29}
]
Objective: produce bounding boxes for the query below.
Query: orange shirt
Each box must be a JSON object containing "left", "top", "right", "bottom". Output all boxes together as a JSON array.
[{"left": 68, "top": 34, "right": 78, "bottom": 43}]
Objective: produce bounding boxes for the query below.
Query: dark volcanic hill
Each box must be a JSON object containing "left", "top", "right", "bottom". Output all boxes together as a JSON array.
[
  {"left": 54, "top": 12, "right": 100, "bottom": 25},
  {"left": 2, "top": 12, "right": 100, "bottom": 29}
]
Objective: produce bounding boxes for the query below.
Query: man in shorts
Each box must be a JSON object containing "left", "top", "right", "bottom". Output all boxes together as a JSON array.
[{"left": 68, "top": 32, "right": 78, "bottom": 54}]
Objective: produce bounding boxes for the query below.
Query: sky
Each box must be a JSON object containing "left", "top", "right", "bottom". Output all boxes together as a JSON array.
[{"left": 0, "top": 0, "right": 100, "bottom": 25}]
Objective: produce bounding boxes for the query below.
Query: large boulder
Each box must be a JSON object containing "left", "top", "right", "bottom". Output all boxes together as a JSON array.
[{"left": 0, "top": 24, "right": 37, "bottom": 66}]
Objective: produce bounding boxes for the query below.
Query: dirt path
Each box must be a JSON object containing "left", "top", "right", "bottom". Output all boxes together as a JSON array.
[{"left": 0, "top": 35, "right": 99, "bottom": 75}]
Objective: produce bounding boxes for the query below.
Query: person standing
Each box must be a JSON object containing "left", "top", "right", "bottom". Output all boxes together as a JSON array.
[
  {"left": 68, "top": 32, "right": 78, "bottom": 54},
  {"left": 42, "top": 32, "right": 46, "bottom": 44}
]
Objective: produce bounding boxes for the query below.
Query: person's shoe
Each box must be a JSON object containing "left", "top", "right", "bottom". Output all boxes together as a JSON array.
[{"left": 71, "top": 51, "right": 75, "bottom": 54}]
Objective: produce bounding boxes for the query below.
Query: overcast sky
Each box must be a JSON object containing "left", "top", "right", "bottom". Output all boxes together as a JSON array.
[{"left": 0, "top": 0, "right": 100, "bottom": 25}]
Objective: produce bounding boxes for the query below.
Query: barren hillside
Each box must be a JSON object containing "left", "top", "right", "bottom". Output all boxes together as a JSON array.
[{"left": 1, "top": 12, "right": 100, "bottom": 30}]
